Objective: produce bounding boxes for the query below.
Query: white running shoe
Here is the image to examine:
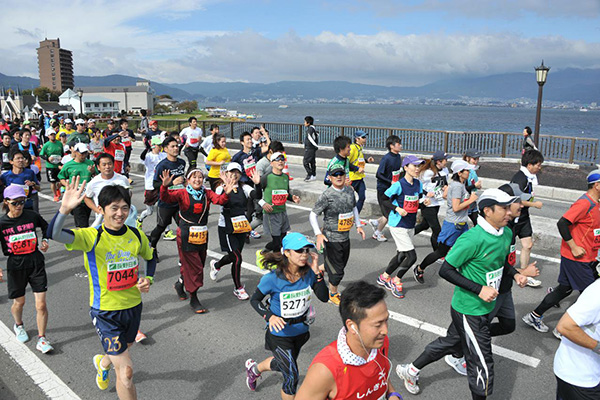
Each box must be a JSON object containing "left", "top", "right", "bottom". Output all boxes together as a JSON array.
[
  {"left": 372, "top": 232, "right": 388, "bottom": 242},
  {"left": 445, "top": 355, "right": 467, "bottom": 376},
  {"left": 209, "top": 260, "right": 219, "bottom": 281},
  {"left": 522, "top": 312, "right": 549, "bottom": 333},
  {"left": 396, "top": 364, "right": 420, "bottom": 395},
  {"left": 368, "top": 219, "right": 379, "bottom": 232},
  {"left": 526, "top": 277, "right": 542, "bottom": 287},
  {"left": 234, "top": 286, "right": 250, "bottom": 300}
]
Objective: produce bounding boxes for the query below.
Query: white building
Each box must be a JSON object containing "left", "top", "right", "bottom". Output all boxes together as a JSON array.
[{"left": 75, "top": 80, "right": 155, "bottom": 114}]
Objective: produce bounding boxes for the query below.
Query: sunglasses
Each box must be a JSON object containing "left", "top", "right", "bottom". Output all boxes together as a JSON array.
[
  {"left": 330, "top": 171, "right": 345, "bottom": 177},
  {"left": 292, "top": 247, "right": 311, "bottom": 254},
  {"left": 273, "top": 157, "right": 286, "bottom": 162},
  {"left": 7, "top": 200, "right": 25, "bottom": 206}
]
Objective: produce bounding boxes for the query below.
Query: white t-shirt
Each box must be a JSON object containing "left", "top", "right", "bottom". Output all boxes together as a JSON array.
[
  {"left": 554, "top": 279, "right": 600, "bottom": 387},
  {"left": 181, "top": 127, "right": 203, "bottom": 148},
  {"left": 201, "top": 135, "right": 214, "bottom": 160},
  {"left": 84, "top": 173, "right": 130, "bottom": 204},
  {"left": 143, "top": 152, "right": 167, "bottom": 190},
  {"left": 61, "top": 154, "right": 73, "bottom": 165}
]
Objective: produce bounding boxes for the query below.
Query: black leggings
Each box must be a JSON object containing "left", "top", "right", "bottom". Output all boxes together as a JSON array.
[
  {"left": 468, "top": 212, "right": 478, "bottom": 226},
  {"left": 534, "top": 284, "right": 573, "bottom": 316},
  {"left": 419, "top": 243, "right": 451, "bottom": 272},
  {"left": 149, "top": 206, "right": 179, "bottom": 248},
  {"left": 265, "top": 235, "right": 284, "bottom": 253},
  {"left": 415, "top": 206, "right": 441, "bottom": 250},
  {"left": 216, "top": 250, "right": 243, "bottom": 288},
  {"left": 385, "top": 250, "right": 417, "bottom": 279}
]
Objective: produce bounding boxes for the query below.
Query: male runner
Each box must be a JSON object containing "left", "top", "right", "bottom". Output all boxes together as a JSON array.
[
  {"left": 48, "top": 179, "right": 155, "bottom": 399},
  {"left": 523, "top": 169, "right": 600, "bottom": 334},
  {"left": 397, "top": 188, "right": 516, "bottom": 399},
  {"left": 40, "top": 129, "right": 64, "bottom": 201},
  {"left": 296, "top": 281, "right": 402, "bottom": 400},
  {"left": 349, "top": 130, "right": 375, "bottom": 213},
  {"left": 181, "top": 117, "right": 203, "bottom": 168}
]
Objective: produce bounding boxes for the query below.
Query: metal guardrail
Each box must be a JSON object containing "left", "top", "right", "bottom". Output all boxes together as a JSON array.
[{"left": 119, "top": 118, "right": 598, "bottom": 165}]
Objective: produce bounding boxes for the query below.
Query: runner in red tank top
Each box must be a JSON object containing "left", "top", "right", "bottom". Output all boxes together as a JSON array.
[{"left": 296, "top": 281, "right": 402, "bottom": 400}]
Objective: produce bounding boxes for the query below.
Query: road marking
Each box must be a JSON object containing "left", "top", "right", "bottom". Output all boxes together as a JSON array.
[
  {"left": 0, "top": 321, "right": 81, "bottom": 399},
  {"left": 206, "top": 249, "right": 542, "bottom": 369}
]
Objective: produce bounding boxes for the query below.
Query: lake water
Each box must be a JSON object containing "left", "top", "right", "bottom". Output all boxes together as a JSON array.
[{"left": 222, "top": 103, "right": 600, "bottom": 139}]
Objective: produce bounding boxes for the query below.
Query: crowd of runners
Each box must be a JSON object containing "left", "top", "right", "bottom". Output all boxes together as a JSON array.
[{"left": 0, "top": 112, "right": 598, "bottom": 400}]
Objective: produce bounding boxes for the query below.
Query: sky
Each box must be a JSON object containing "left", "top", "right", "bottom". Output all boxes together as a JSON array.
[{"left": 2, "top": 0, "right": 600, "bottom": 86}]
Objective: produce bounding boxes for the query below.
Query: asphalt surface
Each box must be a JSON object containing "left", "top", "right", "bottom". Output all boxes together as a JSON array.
[{"left": 0, "top": 160, "right": 572, "bottom": 400}]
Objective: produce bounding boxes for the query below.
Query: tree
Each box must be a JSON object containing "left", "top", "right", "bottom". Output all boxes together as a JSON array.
[
  {"left": 33, "top": 87, "right": 61, "bottom": 101},
  {"left": 157, "top": 94, "right": 172, "bottom": 99},
  {"left": 154, "top": 104, "right": 170, "bottom": 115},
  {"left": 176, "top": 100, "right": 198, "bottom": 113},
  {"left": 21, "top": 89, "right": 33, "bottom": 96}
]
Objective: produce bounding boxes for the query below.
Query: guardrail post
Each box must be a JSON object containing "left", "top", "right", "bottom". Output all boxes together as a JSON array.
[
  {"left": 230, "top": 122, "right": 234, "bottom": 139},
  {"left": 569, "top": 138, "right": 576, "bottom": 163},
  {"left": 298, "top": 125, "right": 303, "bottom": 144},
  {"left": 501, "top": 133, "right": 507, "bottom": 158},
  {"left": 341, "top": 126, "right": 345, "bottom": 137},
  {"left": 443, "top": 131, "right": 449, "bottom": 153},
  {"left": 177, "top": 121, "right": 181, "bottom": 131},
  {"left": 202, "top": 121, "right": 206, "bottom": 133}
]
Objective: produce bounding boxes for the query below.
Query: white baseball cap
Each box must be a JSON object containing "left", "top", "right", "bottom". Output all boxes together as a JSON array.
[
  {"left": 477, "top": 188, "right": 518, "bottom": 209},
  {"left": 64, "top": 118, "right": 73, "bottom": 124},
  {"left": 74, "top": 143, "right": 89, "bottom": 153},
  {"left": 226, "top": 162, "right": 242, "bottom": 172},
  {"left": 74, "top": 118, "right": 85, "bottom": 125},
  {"left": 450, "top": 160, "right": 476, "bottom": 174}
]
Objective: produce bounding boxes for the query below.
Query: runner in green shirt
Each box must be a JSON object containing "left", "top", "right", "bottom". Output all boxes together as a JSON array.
[
  {"left": 40, "top": 132, "right": 64, "bottom": 201},
  {"left": 57, "top": 143, "right": 95, "bottom": 227}
]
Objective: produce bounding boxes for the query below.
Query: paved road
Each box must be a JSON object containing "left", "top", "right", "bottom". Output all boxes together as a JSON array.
[{"left": 0, "top": 169, "right": 571, "bottom": 399}]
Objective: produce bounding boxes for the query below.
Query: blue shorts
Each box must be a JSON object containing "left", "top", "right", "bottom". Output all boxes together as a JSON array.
[
  {"left": 437, "top": 220, "right": 469, "bottom": 247},
  {"left": 90, "top": 303, "right": 142, "bottom": 355},
  {"left": 558, "top": 257, "right": 597, "bottom": 292}
]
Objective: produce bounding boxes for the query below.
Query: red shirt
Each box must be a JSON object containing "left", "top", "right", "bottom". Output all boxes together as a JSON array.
[
  {"left": 310, "top": 336, "right": 390, "bottom": 400},
  {"left": 560, "top": 193, "right": 600, "bottom": 262},
  {"left": 103, "top": 141, "right": 126, "bottom": 174}
]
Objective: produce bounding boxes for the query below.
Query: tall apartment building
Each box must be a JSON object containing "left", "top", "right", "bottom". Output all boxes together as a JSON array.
[{"left": 37, "top": 38, "right": 74, "bottom": 92}]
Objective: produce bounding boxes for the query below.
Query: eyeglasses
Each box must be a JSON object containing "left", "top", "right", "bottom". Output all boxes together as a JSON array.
[
  {"left": 292, "top": 247, "right": 311, "bottom": 254},
  {"left": 330, "top": 171, "right": 345, "bottom": 177},
  {"left": 7, "top": 200, "right": 25, "bottom": 206}
]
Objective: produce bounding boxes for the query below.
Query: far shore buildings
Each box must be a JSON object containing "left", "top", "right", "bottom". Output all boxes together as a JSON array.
[{"left": 37, "top": 38, "right": 74, "bottom": 92}]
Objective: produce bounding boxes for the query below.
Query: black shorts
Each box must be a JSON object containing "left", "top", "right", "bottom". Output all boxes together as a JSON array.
[
  {"left": 323, "top": 240, "right": 351, "bottom": 287},
  {"left": 377, "top": 190, "right": 392, "bottom": 218},
  {"left": 90, "top": 303, "right": 142, "bottom": 355},
  {"left": 46, "top": 167, "right": 60, "bottom": 183},
  {"left": 264, "top": 329, "right": 310, "bottom": 360},
  {"left": 144, "top": 189, "right": 159, "bottom": 206},
  {"left": 556, "top": 375, "right": 600, "bottom": 400},
  {"left": 7, "top": 260, "right": 48, "bottom": 299},
  {"left": 218, "top": 227, "right": 246, "bottom": 253},
  {"left": 512, "top": 218, "right": 533, "bottom": 239}
]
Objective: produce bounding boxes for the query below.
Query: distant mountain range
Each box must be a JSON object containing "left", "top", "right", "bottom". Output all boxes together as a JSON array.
[{"left": 1, "top": 68, "right": 599, "bottom": 103}]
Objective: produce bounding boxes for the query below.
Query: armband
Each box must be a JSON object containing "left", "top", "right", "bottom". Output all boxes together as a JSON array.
[
  {"left": 146, "top": 276, "right": 154, "bottom": 285},
  {"left": 387, "top": 392, "right": 403, "bottom": 400},
  {"left": 593, "top": 341, "right": 600, "bottom": 355}
]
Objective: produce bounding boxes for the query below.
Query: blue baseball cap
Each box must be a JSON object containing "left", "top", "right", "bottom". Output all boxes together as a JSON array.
[
  {"left": 354, "top": 130, "right": 368, "bottom": 138},
  {"left": 282, "top": 232, "right": 315, "bottom": 251},
  {"left": 402, "top": 155, "right": 424, "bottom": 167},
  {"left": 587, "top": 169, "right": 600, "bottom": 184},
  {"left": 432, "top": 150, "right": 450, "bottom": 161}
]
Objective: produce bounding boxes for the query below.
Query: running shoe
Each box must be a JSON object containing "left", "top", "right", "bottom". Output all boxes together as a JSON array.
[
  {"left": 135, "top": 330, "right": 147, "bottom": 343},
  {"left": 445, "top": 355, "right": 467, "bottom": 376},
  {"left": 396, "top": 364, "right": 420, "bottom": 395},
  {"left": 368, "top": 219, "right": 379, "bottom": 232},
  {"left": 372, "top": 232, "right": 388, "bottom": 242},
  {"left": 526, "top": 277, "right": 542, "bottom": 287},
  {"left": 209, "top": 260, "right": 220, "bottom": 281},
  {"left": 174, "top": 280, "right": 188, "bottom": 301},
  {"left": 250, "top": 230, "right": 261, "bottom": 239},
  {"left": 190, "top": 295, "right": 208, "bottom": 314},
  {"left": 53, "top": 194, "right": 60, "bottom": 202},
  {"left": 256, "top": 250, "right": 267, "bottom": 270},
  {"left": 413, "top": 265, "right": 425, "bottom": 284},
  {"left": 136, "top": 218, "right": 143, "bottom": 230},
  {"left": 36, "top": 336, "right": 54, "bottom": 354},
  {"left": 93, "top": 354, "right": 111, "bottom": 390},
  {"left": 233, "top": 286, "right": 250, "bottom": 300},
  {"left": 547, "top": 286, "right": 561, "bottom": 308},
  {"left": 329, "top": 291, "right": 341, "bottom": 306},
  {"left": 245, "top": 359, "right": 261, "bottom": 391},
  {"left": 436, "top": 257, "right": 445, "bottom": 264},
  {"left": 522, "top": 312, "right": 549, "bottom": 333},
  {"left": 13, "top": 324, "right": 28, "bottom": 343},
  {"left": 163, "top": 230, "right": 176, "bottom": 241},
  {"left": 390, "top": 279, "right": 404, "bottom": 299},
  {"left": 304, "top": 175, "right": 311, "bottom": 182},
  {"left": 308, "top": 175, "right": 317, "bottom": 181},
  {"left": 376, "top": 274, "right": 394, "bottom": 290},
  {"left": 553, "top": 327, "right": 562, "bottom": 340}
]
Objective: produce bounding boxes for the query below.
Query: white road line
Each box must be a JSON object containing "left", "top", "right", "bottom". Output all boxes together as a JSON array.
[
  {"left": 206, "top": 249, "right": 542, "bottom": 369},
  {"left": 38, "top": 192, "right": 56, "bottom": 202},
  {"left": 0, "top": 321, "right": 81, "bottom": 399}
]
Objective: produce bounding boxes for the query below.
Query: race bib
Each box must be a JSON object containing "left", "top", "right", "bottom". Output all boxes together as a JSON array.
[
  {"left": 106, "top": 258, "right": 139, "bottom": 291},
  {"left": 19, "top": 184, "right": 30, "bottom": 197},
  {"left": 337, "top": 212, "right": 354, "bottom": 232},
  {"left": 392, "top": 170, "right": 401, "bottom": 183},
  {"left": 8, "top": 231, "right": 37, "bottom": 255},
  {"left": 2, "top": 153, "right": 8, "bottom": 163},
  {"left": 114, "top": 149, "right": 125, "bottom": 161},
  {"left": 190, "top": 137, "right": 199, "bottom": 145},
  {"left": 434, "top": 186, "right": 444, "bottom": 200},
  {"left": 403, "top": 195, "right": 419, "bottom": 213},
  {"left": 188, "top": 225, "right": 208, "bottom": 245},
  {"left": 280, "top": 286, "right": 312, "bottom": 319},
  {"left": 244, "top": 159, "right": 256, "bottom": 177},
  {"left": 357, "top": 158, "right": 365, "bottom": 169},
  {"left": 593, "top": 229, "right": 600, "bottom": 250},
  {"left": 272, "top": 189, "right": 288, "bottom": 206},
  {"left": 486, "top": 268, "right": 503, "bottom": 291},
  {"left": 169, "top": 184, "right": 184, "bottom": 191},
  {"left": 121, "top": 137, "right": 131, "bottom": 143},
  {"left": 49, "top": 155, "right": 62, "bottom": 165},
  {"left": 507, "top": 244, "right": 517, "bottom": 267},
  {"left": 231, "top": 215, "right": 251, "bottom": 234}
]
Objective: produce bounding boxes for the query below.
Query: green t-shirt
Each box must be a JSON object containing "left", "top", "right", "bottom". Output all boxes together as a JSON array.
[
  {"left": 58, "top": 159, "right": 95, "bottom": 184},
  {"left": 40, "top": 141, "right": 64, "bottom": 169},
  {"left": 261, "top": 172, "right": 290, "bottom": 214},
  {"left": 445, "top": 224, "right": 513, "bottom": 316}
]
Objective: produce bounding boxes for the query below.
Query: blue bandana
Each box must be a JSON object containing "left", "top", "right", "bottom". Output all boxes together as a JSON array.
[{"left": 186, "top": 184, "right": 205, "bottom": 201}]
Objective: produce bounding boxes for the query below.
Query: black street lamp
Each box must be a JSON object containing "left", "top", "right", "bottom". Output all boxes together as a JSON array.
[
  {"left": 77, "top": 88, "right": 84, "bottom": 117},
  {"left": 533, "top": 60, "right": 550, "bottom": 146}
]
